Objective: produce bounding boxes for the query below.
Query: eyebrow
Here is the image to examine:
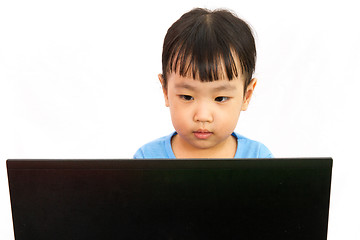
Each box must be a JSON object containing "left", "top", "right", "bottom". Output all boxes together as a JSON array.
[
  {"left": 213, "top": 84, "right": 237, "bottom": 91},
  {"left": 175, "top": 83, "right": 196, "bottom": 90},
  {"left": 175, "top": 83, "right": 237, "bottom": 91}
]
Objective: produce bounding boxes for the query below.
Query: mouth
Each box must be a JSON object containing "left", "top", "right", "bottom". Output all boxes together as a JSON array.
[{"left": 193, "top": 129, "right": 213, "bottom": 140}]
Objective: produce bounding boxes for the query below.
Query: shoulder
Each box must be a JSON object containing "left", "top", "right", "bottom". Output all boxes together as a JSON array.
[
  {"left": 233, "top": 132, "right": 273, "bottom": 158},
  {"left": 133, "top": 133, "right": 176, "bottom": 159}
]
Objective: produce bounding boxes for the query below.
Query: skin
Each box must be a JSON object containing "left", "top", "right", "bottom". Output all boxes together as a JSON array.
[{"left": 159, "top": 71, "right": 257, "bottom": 158}]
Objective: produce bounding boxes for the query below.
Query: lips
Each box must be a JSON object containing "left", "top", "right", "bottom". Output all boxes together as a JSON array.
[{"left": 193, "top": 130, "right": 213, "bottom": 139}]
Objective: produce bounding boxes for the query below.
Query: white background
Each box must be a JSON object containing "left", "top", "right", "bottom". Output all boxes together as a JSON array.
[{"left": 1, "top": 0, "right": 359, "bottom": 239}]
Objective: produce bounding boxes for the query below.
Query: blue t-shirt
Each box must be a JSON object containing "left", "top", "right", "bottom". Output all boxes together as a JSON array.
[{"left": 134, "top": 132, "right": 273, "bottom": 159}]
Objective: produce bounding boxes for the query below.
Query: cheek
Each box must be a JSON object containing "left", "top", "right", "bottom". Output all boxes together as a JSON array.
[
  {"left": 169, "top": 105, "right": 191, "bottom": 129},
  {"left": 216, "top": 105, "right": 241, "bottom": 127}
]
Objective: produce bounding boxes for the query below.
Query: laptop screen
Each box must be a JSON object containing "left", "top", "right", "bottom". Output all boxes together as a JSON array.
[{"left": 7, "top": 158, "right": 332, "bottom": 240}]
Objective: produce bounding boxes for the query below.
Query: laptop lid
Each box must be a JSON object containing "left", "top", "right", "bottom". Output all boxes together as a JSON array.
[{"left": 7, "top": 158, "right": 332, "bottom": 240}]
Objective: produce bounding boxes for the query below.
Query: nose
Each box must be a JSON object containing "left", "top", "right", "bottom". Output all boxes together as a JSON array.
[{"left": 193, "top": 102, "right": 214, "bottom": 123}]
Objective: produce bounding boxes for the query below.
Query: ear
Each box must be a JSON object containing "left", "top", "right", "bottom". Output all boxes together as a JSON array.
[
  {"left": 241, "top": 78, "right": 257, "bottom": 111},
  {"left": 158, "top": 74, "right": 169, "bottom": 107}
]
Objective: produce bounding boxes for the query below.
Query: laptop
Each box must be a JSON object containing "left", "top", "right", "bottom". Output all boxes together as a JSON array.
[{"left": 7, "top": 158, "right": 332, "bottom": 240}]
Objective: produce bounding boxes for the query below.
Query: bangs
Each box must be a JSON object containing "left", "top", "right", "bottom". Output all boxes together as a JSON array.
[{"left": 169, "top": 43, "right": 241, "bottom": 81}]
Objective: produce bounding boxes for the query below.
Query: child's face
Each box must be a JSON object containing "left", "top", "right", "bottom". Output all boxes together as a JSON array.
[{"left": 159, "top": 71, "right": 256, "bottom": 155}]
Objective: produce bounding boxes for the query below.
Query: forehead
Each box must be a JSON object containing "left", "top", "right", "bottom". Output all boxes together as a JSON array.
[{"left": 168, "top": 72, "right": 244, "bottom": 92}]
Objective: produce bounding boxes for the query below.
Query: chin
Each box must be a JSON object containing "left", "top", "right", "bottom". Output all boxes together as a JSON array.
[{"left": 189, "top": 140, "right": 217, "bottom": 150}]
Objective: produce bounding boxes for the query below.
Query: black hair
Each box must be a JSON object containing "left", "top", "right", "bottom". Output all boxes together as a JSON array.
[{"left": 161, "top": 8, "right": 256, "bottom": 92}]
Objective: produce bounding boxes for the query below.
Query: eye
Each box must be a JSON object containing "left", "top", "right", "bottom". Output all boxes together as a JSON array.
[
  {"left": 180, "top": 95, "right": 194, "bottom": 101},
  {"left": 214, "top": 96, "right": 230, "bottom": 102}
]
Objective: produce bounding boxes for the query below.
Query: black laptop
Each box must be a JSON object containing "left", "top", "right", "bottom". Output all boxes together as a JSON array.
[{"left": 7, "top": 158, "right": 332, "bottom": 240}]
